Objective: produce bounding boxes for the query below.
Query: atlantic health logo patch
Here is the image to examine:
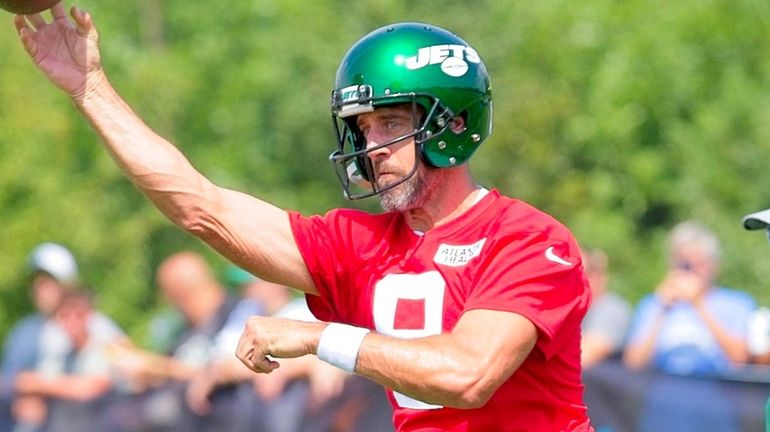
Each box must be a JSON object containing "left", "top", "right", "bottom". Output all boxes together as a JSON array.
[{"left": 433, "top": 238, "right": 487, "bottom": 267}]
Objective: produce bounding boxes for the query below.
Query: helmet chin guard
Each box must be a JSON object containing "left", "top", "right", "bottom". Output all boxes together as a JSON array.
[{"left": 329, "top": 22, "right": 492, "bottom": 200}]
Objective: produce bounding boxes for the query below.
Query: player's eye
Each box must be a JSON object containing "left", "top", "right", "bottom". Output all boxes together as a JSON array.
[{"left": 383, "top": 120, "right": 405, "bottom": 133}]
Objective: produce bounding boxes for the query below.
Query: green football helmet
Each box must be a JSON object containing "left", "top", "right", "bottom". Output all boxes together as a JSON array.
[{"left": 329, "top": 22, "right": 493, "bottom": 200}]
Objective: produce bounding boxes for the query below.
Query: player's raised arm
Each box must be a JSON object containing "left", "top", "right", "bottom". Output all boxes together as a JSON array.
[{"left": 13, "top": 4, "right": 315, "bottom": 293}]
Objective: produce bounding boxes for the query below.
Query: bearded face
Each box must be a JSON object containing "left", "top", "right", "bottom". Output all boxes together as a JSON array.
[{"left": 377, "top": 160, "right": 441, "bottom": 212}]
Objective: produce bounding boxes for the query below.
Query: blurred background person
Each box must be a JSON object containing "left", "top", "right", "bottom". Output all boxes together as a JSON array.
[
  {"left": 1, "top": 243, "right": 78, "bottom": 432},
  {"left": 185, "top": 272, "right": 348, "bottom": 432},
  {"left": 580, "top": 248, "right": 632, "bottom": 368},
  {"left": 249, "top": 281, "right": 352, "bottom": 432},
  {"left": 108, "top": 251, "right": 237, "bottom": 431},
  {"left": 180, "top": 266, "right": 267, "bottom": 432},
  {"left": 13, "top": 288, "right": 128, "bottom": 432},
  {"left": 621, "top": 221, "right": 756, "bottom": 432},
  {"left": 623, "top": 220, "right": 757, "bottom": 376}
]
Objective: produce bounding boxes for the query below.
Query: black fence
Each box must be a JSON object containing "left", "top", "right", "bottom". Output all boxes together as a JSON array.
[{"left": 585, "top": 359, "right": 770, "bottom": 432}]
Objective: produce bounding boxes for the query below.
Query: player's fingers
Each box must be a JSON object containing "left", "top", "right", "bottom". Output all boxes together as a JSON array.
[
  {"left": 239, "top": 346, "right": 280, "bottom": 373},
  {"left": 25, "top": 13, "right": 46, "bottom": 30},
  {"left": 236, "top": 344, "right": 263, "bottom": 371},
  {"left": 252, "top": 356, "right": 280, "bottom": 373},
  {"left": 70, "top": 6, "right": 95, "bottom": 38},
  {"left": 235, "top": 331, "right": 254, "bottom": 362},
  {"left": 235, "top": 343, "right": 251, "bottom": 364},
  {"left": 15, "top": 16, "right": 39, "bottom": 58},
  {"left": 244, "top": 352, "right": 268, "bottom": 373},
  {"left": 14, "top": 15, "right": 32, "bottom": 34},
  {"left": 51, "top": 2, "right": 68, "bottom": 23}
]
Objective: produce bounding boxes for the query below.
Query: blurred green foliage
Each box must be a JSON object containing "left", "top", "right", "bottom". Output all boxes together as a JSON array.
[{"left": 1, "top": 0, "right": 769, "bottom": 343}]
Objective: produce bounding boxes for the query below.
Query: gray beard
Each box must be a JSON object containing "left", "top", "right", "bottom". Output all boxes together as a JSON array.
[
  {"left": 378, "top": 165, "right": 437, "bottom": 212},
  {"left": 378, "top": 173, "right": 421, "bottom": 212}
]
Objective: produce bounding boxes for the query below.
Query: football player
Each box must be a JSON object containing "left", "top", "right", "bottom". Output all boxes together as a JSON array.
[{"left": 15, "top": 6, "right": 593, "bottom": 430}]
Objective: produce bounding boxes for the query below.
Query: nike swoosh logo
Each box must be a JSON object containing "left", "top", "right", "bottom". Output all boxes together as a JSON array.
[{"left": 545, "top": 246, "right": 572, "bottom": 266}]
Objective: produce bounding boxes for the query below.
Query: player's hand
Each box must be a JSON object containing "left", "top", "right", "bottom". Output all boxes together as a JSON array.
[
  {"left": 236, "top": 316, "right": 321, "bottom": 374},
  {"left": 14, "top": 3, "right": 103, "bottom": 100}
]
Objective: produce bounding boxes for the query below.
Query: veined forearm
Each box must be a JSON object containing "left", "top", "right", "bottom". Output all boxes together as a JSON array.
[
  {"left": 74, "top": 70, "right": 213, "bottom": 226},
  {"left": 73, "top": 75, "right": 315, "bottom": 292},
  {"left": 349, "top": 311, "right": 536, "bottom": 409},
  {"left": 355, "top": 333, "right": 498, "bottom": 409}
]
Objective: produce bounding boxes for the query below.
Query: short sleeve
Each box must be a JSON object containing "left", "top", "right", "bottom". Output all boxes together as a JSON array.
[{"left": 464, "top": 231, "right": 591, "bottom": 359}]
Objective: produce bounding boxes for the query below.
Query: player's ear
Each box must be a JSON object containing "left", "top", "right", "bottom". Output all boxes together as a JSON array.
[{"left": 450, "top": 116, "right": 466, "bottom": 134}]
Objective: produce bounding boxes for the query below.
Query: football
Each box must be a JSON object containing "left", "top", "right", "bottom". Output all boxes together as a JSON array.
[{"left": 0, "top": 0, "right": 60, "bottom": 14}]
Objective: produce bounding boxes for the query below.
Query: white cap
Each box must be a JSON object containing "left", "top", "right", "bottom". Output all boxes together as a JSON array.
[
  {"left": 743, "top": 208, "right": 770, "bottom": 231},
  {"left": 28, "top": 242, "right": 78, "bottom": 285}
]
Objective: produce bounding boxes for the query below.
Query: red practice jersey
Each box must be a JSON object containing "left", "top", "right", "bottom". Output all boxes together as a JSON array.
[{"left": 289, "top": 189, "right": 593, "bottom": 432}]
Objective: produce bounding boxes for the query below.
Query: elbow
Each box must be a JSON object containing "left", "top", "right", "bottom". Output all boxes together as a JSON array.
[
  {"left": 455, "top": 388, "right": 493, "bottom": 410},
  {"left": 151, "top": 176, "right": 222, "bottom": 238},
  {"left": 441, "top": 367, "right": 497, "bottom": 409},
  {"left": 175, "top": 193, "right": 223, "bottom": 241}
]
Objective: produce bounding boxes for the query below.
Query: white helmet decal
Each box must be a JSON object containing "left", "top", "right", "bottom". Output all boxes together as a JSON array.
[{"left": 395, "top": 44, "right": 481, "bottom": 77}]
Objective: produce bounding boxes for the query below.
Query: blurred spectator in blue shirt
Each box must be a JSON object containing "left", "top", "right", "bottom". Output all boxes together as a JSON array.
[
  {"left": 623, "top": 220, "right": 756, "bottom": 376},
  {"left": 1, "top": 243, "right": 78, "bottom": 431}
]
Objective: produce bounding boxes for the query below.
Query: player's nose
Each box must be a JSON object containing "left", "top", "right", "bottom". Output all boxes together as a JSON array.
[{"left": 365, "top": 136, "right": 391, "bottom": 160}]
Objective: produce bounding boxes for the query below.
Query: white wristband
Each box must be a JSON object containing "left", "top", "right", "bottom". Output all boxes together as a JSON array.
[{"left": 317, "top": 323, "right": 370, "bottom": 373}]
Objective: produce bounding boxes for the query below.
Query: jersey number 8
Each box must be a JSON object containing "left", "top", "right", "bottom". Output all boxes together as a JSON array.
[{"left": 373, "top": 271, "right": 446, "bottom": 410}]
